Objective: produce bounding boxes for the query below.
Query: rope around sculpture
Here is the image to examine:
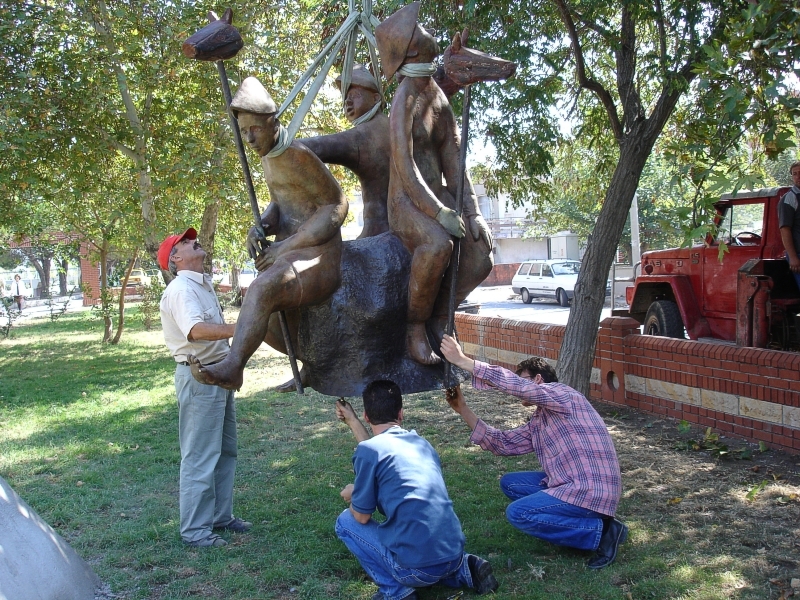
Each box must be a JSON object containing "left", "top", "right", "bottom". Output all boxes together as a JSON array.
[{"left": 268, "top": 0, "right": 384, "bottom": 157}]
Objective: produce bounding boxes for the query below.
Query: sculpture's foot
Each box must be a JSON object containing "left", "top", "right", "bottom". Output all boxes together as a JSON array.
[
  {"left": 188, "top": 355, "right": 243, "bottom": 391},
  {"left": 274, "top": 367, "right": 307, "bottom": 393},
  {"left": 407, "top": 323, "right": 442, "bottom": 365},
  {"left": 426, "top": 314, "right": 449, "bottom": 353}
]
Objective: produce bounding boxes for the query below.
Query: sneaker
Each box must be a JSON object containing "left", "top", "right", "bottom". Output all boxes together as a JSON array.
[
  {"left": 467, "top": 554, "right": 499, "bottom": 594},
  {"left": 214, "top": 517, "right": 252, "bottom": 533},
  {"left": 587, "top": 518, "right": 628, "bottom": 569},
  {"left": 184, "top": 534, "right": 227, "bottom": 548}
]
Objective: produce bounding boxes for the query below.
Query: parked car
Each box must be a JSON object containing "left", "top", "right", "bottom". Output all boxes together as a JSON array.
[
  {"left": 512, "top": 259, "right": 610, "bottom": 307},
  {"left": 127, "top": 269, "right": 149, "bottom": 286}
]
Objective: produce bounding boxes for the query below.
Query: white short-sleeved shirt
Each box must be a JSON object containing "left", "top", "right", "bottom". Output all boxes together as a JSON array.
[{"left": 159, "top": 270, "right": 230, "bottom": 364}]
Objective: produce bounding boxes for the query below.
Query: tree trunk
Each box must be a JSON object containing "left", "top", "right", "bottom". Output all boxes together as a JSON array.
[
  {"left": 199, "top": 199, "right": 219, "bottom": 274},
  {"left": 59, "top": 259, "right": 68, "bottom": 296},
  {"left": 557, "top": 126, "right": 655, "bottom": 395},
  {"left": 139, "top": 169, "right": 161, "bottom": 265},
  {"left": 22, "top": 248, "right": 53, "bottom": 298},
  {"left": 111, "top": 251, "right": 137, "bottom": 345},
  {"left": 99, "top": 242, "right": 113, "bottom": 343}
]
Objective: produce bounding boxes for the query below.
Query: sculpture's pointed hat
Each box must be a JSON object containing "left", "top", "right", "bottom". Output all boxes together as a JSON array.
[
  {"left": 336, "top": 64, "right": 380, "bottom": 93},
  {"left": 230, "top": 76, "right": 277, "bottom": 117},
  {"left": 375, "top": 2, "right": 420, "bottom": 81}
]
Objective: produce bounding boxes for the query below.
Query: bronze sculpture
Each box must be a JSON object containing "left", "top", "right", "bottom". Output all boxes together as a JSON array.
[
  {"left": 302, "top": 65, "right": 391, "bottom": 239},
  {"left": 190, "top": 77, "right": 348, "bottom": 391},
  {"left": 375, "top": 2, "right": 493, "bottom": 366}
]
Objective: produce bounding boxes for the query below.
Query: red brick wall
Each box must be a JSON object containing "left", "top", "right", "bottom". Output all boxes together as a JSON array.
[
  {"left": 480, "top": 263, "right": 520, "bottom": 287},
  {"left": 454, "top": 313, "right": 800, "bottom": 454},
  {"left": 79, "top": 242, "right": 101, "bottom": 307}
]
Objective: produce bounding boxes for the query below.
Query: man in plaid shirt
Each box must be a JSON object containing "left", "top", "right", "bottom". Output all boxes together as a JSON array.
[{"left": 440, "top": 334, "right": 627, "bottom": 569}]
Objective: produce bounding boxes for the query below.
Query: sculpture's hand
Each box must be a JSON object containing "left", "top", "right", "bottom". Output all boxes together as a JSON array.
[
  {"left": 436, "top": 207, "right": 466, "bottom": 239},
  {"left": 254, "top": 241, "right": 280, "bottom": 272},
  {"left": 246, "top": 225, "right": 270, "bottom": 261},
  {"left": 467, "top": 213, "right": 493, "bottom": 249}
]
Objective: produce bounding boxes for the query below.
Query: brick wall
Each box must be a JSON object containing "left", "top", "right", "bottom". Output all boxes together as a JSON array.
[
  {"left": 454, "top": 313, "right": 800, "bottom": 454},
  {"left": 480, "top": 263, "right": 520, "bottom": 287},
  {"left": 79, "top": 242, "right": 101, "bottom": 307}
]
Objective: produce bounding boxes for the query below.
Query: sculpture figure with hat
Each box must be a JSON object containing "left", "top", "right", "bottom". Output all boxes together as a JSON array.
[
  {"left": 189, "top": 76, "right": 349, "bottom": 392},
  {"left": 301, "top": 64, "right": 391, "bottom": 240},
  {"left": 375, "top": 1, "right": 494, "bottom": 366}
]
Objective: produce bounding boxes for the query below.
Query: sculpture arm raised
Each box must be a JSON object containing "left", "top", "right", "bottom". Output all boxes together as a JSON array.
[{"left": 301, "top": 130, "right": 361, "bottom": 170}]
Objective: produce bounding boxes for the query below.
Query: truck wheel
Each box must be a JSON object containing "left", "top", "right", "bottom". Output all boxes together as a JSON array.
[
  {"left": 557, "top": 289, "right": 570, "bottom": 307},
  {"left": 644, "top": 300, "right": 685, "bottom": 338},
  {"left": 521, "top": 288, "right": 533, "bottom": 304}
]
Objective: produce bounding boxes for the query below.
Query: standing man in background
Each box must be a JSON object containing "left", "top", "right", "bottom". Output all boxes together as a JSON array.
[
  {"left": 11, "top": 274, "right": 25, "bottom": 311},
  {"left": 158, "top": 228, "right": 251, "bottom": 547},
  {"left": 778, "top": 160, "right": 800, "bottom": 289}
]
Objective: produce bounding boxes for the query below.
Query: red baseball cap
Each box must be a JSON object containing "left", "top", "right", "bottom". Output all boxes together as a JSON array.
[{"left": 158, "top": 228, "right": 197, "bottom": 270}]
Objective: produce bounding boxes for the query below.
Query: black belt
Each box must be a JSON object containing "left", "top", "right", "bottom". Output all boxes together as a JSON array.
[{"left": 177, "top": 359, "right": 222, "bottom": 366}]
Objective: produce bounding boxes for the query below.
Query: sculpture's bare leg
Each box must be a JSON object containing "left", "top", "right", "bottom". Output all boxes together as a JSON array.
[{"left": 191, "top": 261, "right": 302, "bottom": 390}]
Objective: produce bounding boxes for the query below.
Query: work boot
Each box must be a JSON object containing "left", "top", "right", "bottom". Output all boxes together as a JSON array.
[
  {"left": 467, "top": 554, "right": 499, "bottom": 594},
  {"left": 214, "top": 517, "right": 252, "bottom": 533},
  {"left": 587, "top": 517, "right": 628, "bottom": 569},
  {"left": 184, "top": 534, "right": 227, "bottom": 548}
]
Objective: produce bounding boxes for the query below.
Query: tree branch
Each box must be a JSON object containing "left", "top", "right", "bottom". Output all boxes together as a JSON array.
[
  {"left": 653, "top": 0, "right": 668, "bottom": 73},
  {"left": 617, "top": 4, "right": 643, "bottom": 132},
  {"left": 553, "top": 0, "right": 623, "bottom": 141},
  {"left": 93, "top": 127, "right": 139, "bottom": 162},
  {"left": 82, "top": 0, "right": 147, "bottom": 162}
]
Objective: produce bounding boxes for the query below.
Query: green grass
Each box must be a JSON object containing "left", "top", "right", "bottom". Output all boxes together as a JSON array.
[{"left": 1, "top": 308, "right": 798, "bottom": 599}]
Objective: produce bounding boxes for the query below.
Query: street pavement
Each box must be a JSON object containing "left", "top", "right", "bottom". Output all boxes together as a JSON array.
[
  {"left": 464, "top": 286, "right": 620, "bottom": 326},
  {"left": 4, "top": 287, "right": 625, "bottom": 329}
]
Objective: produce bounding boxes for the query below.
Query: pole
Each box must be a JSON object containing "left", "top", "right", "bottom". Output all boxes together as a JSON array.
[
  {"left": 443, "top": 85, "right": 472, "bottom": 388},
  {"left": 215, "top": 60, "right": 304, "bottom": 395}
]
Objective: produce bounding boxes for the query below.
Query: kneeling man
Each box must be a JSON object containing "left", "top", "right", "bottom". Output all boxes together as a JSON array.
[{"left": 335, "top": 380, "right": 498, "bottom": 600}]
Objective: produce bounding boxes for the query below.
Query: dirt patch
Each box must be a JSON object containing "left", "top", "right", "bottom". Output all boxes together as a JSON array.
[{"left": 459, "top": 386, "right": 800, "bottom": 598}]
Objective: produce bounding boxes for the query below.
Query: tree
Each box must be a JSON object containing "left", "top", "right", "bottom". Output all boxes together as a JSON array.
[{"left": 425, "top": 0, "right": 800, "bottom": 394}]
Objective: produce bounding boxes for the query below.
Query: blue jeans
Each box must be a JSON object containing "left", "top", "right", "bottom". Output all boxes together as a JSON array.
[
  {"left": 335, "top": 509, "right": 474, "bottom": 600},
  {"left": 500, "top": 472, "right": 604, "bottom": 551}
]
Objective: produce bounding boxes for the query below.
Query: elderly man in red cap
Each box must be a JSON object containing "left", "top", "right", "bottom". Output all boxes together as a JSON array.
[
  {"left": 375, "top": 2, "right": 492, "bottom": 366},
  {"left": 158, "top": 228, "right": 251, "bottom": 548},
  {"left": 192, "top": 76, "right": 348, "bottom": 392}
]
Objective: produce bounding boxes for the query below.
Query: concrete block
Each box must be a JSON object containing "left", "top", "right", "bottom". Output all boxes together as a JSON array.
[
  {"left": 739, "top": 396, "right": 783, "bottom": 424},
  {"left": 700, "top": 389, "right": 739, "bottom": 415}
]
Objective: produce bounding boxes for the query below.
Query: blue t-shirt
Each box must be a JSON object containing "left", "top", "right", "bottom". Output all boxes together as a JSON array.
[{"left": 350, "top": 427, "right": 466, "bottom": 568}]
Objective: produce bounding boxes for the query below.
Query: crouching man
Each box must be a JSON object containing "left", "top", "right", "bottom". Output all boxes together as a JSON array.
[
  {"left": 440, "top": 334, "right": 628, "bottom": 569},
  {"left": 334, "top": 380, "right": 499, "bottom": 600}
]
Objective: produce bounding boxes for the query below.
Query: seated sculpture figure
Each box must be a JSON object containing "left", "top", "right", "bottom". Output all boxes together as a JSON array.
[
  {"left": 375, "top": 2, "right": 493, "bottom": 365},
  {"left": 302, "top": 65, "right": 390, "bottom": 239},
  {"left": 190, "top": 76, "right": 348, "bottom": 391}
]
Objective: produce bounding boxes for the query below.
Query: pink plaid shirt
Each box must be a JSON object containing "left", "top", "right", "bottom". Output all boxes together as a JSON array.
[{"left": 470, "top": 361, "right": 621, "bottom": 516}]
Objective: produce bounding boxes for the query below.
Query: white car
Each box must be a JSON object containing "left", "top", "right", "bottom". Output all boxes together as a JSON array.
[{"left": 512, "top": 259, "right": 609, "bottom": 307}]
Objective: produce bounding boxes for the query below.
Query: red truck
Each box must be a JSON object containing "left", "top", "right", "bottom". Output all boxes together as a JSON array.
[{"left": 622, "top": 187, "right": 800, "bottom": 349}]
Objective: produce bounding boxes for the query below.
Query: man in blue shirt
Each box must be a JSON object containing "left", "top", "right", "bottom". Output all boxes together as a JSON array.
[{"left": 334, "top": 380, "right": 498, "bottom": 600}]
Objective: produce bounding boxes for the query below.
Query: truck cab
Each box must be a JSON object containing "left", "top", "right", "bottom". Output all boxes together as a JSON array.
[{"left": 625, "top": 187, "right": 800, "bottom": 348}]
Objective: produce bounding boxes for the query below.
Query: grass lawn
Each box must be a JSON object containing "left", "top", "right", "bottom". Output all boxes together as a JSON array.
[{"left": 1, "top": 308, "right": 799, "bottom": 599}]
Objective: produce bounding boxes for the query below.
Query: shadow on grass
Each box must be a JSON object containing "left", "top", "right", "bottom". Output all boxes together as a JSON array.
[{"left": 1, "top": 312, "right": 798, "bottom": 599}]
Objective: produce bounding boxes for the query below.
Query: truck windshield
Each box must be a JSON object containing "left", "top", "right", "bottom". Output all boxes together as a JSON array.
[
  {"left": 552, "top": 262, "right": 581, "bottom": 275},
  {"left": 717, "top": 202, "right": 764, "bottom": 245}
]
